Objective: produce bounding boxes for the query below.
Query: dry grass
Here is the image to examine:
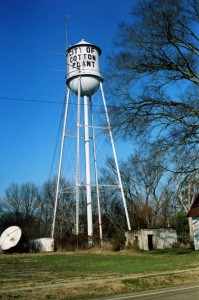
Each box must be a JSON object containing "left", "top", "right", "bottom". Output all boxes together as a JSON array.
[{"left": 1, "top": 271, "right": 199, "bottom": 300}]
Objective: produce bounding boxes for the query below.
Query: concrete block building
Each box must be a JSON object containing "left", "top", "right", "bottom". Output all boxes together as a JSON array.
[{"left": 125, "top": 228, "right": 177, "bottom": 251}]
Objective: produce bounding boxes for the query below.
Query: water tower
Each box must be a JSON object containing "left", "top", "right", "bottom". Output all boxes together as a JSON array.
[{"left": 51, "top": 40, "right": 131, "bottom": 246}]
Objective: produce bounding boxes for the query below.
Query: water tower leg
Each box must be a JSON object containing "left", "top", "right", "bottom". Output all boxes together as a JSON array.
[
  {"left": 100, "top": 82, "right": 131, "bottom": 231},
  {"left": 75, "top": 78, "right": 81, "bottom": 239},
  {"left": 90, "top": 99, "right": 103, "bottom": 243},
  {"left": 84, "top": 95, "right": 93, "bottom": 246},
  {"left": 51, "top": 88, "right": 70, "bottom": 239}
]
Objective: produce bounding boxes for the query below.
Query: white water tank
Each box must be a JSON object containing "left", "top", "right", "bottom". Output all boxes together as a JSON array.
[
  {"left": 66, "top": 39, "right": 102, "bottom": 96},
  {"left": 33, "top": 238, "right": 54, "bottom": 252}
]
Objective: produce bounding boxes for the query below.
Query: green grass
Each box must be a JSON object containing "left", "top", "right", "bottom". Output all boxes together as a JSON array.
[
  {"left": 1, "top": 249, "right": 199, "bottom": 281},
  {"left": 1, "top": 249, "right": 199, "bottom": 299}
]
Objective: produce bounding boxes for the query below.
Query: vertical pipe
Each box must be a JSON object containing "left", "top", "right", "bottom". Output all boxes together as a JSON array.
[
  {"left": 100, "top": 82, "right": 131, "bottom": 231},
  {"left": 76, "top": 77, "right": 81, "bottom": 237},
  {"left": 84, "top": 95, "right": 93, "bottom": 245},
  {"left": 90, "top": 99, "right": 103, "bottom": 242},
  {"left": 51, "top": 88, "right": 70, "bottom": 239}
]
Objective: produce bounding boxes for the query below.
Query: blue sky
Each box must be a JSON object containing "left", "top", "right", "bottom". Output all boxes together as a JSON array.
[{"left": 0, "top": 0, "right": 135, "bottom": 198}]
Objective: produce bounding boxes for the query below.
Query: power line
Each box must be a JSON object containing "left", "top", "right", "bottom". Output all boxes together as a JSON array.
[
  {"left": 0, "top": 96, "right": 64, "bottom": 105},
  {"left": 0, "top": 96, "right": 114, "bottom": 108}
]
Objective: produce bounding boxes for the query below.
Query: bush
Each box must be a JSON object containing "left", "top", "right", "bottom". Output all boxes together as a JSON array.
[{"left": 111, "top": 233, "right": 126, "bottom": 251}]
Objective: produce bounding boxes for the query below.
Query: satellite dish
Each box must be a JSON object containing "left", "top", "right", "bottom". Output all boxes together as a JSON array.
[{"left": 0, "top": 226, "right": 22, "bottom": 250}]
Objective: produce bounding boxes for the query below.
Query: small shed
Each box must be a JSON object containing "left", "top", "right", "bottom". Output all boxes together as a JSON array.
[
  {"left": 187, "top": 194, "right": 199, "bottom": 250},
  {"left": 125, "top": 228, "right": 177, "bottom": 251}
]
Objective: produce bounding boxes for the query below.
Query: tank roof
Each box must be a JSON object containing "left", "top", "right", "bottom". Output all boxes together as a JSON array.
[
  {"left": 76, "top": 39, "right": 90, "bottom": 45},
  {"left": 67, "top": 39, "right": 101, "bottom": 55}
]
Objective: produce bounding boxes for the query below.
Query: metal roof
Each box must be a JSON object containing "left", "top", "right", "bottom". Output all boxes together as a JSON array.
[{"left": 187, "top": 194, "right": 199, "bottom": 218}]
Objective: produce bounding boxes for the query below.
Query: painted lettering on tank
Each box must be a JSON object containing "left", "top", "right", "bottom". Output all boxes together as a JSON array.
[{"left": 68, "top": 46, "right": 97, "bottom": 70}]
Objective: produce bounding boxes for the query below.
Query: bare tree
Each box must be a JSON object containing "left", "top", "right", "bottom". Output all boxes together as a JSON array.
[
  {"left": 48, "top": 177, "right": 76, "bottom": 239},
  {"left": 3, "top": 183, "right": 22, "bottom": 216},
  {"left": 39, "top": 179, "right": 56, "bottom": 236},
  {"left": 20, "top": 183, "right": 40, "bottom": 218},
  {"left": 1, "top": 183, "right": 42, "bottom": 240},
  {"left": 101, "top": 151, "right": 175, "bottom": 229},
  {"left": 124, "top": 153, "right": 176, "bottom": 228},
  {"left": 107, "top": 0, "right": 199, "bottom": 173}
]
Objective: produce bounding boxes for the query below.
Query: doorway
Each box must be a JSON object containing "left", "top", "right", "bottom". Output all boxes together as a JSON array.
[{"left": 148, "top": 234, "right": 153, "bottom": 250}]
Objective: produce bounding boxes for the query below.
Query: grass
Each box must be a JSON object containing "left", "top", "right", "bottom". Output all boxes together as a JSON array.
[{"left": 0, "top": 248, "right": 199, "bottom": 299}]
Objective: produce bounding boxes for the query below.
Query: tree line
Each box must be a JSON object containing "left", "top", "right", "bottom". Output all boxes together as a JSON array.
[{"left": 0, "top": 151, "right": 196, "bottom": 249}]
